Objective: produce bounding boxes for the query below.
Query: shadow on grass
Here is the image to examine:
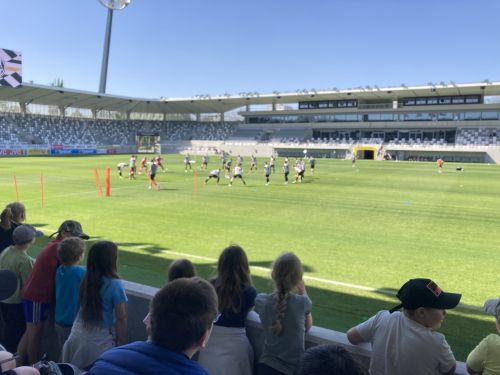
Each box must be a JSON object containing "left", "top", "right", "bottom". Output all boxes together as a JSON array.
[
  {"left": 116, "top": 246, "right": 494, "bottom": 362},
  {"left": 30, "top": 223, "right": 50, "bottom": 228}
]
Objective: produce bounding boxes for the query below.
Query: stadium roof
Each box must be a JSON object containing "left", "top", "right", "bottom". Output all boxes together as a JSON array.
[{"left": 1, "top": 81, "right": 500, "bottom": 114}]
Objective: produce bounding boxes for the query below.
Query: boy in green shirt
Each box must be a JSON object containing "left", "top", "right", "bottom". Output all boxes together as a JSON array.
[{"left": 0, "top": 224, "right": 42, "bottom": 352}]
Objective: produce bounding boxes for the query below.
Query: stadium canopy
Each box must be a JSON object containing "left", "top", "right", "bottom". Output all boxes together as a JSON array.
[{"left": 1, "top": 81, "right": 500, "bottom": 115}]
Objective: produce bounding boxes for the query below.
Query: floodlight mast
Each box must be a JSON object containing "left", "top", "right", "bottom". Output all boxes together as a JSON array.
[{"left": 97, "top": 0, "right": 131, "bottom": 94}]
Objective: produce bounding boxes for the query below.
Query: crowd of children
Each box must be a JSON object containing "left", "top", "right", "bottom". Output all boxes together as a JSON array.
[{"left": 1, "top": 200, "right": 500, "bottom": 374}]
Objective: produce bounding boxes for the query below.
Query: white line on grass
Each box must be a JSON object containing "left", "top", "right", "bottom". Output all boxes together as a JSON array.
[{"left": 133, "top": 247, "right": 483, "bottom": 312}]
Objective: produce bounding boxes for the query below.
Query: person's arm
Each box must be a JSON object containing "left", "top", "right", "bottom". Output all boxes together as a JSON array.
[
  {"left": 441, "top": 363, "right": 456, "bottom": 375},
  {"left": 305, "top": 312, "right": 313, "bottom": 332},
  {"left": 466, "top": 364, "right": 481, "bottom": 375},
  {"left": 114, "top": 302, "right": 127, "bottom": 346},
  {"left": 465, "top": 336, "right": 488, "bottom": 375},
  {"left": 297, "top": 280, "right": 313, "bottom": 332},
  {"left": 346, "top": 327, "right": 365, "bottom": 345}
]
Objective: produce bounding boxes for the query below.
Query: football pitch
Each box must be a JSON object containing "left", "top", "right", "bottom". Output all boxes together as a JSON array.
[{"left": 1, "top": 154, "right": 500, "bottom": 360}]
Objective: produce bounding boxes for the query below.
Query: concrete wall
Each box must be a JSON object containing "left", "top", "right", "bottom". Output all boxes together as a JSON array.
[{"left": 123, "top": 280, "right": 468, "bottom": 374}]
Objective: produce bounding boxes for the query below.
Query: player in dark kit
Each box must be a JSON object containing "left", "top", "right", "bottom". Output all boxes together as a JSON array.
[{"left": 309, "top": 156, "right": 316, "bottom": 176}]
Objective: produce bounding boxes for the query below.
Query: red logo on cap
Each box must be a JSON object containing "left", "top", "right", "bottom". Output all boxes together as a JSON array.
[{"left": 427, "top": 281, "right": 442, "bottom": 297}]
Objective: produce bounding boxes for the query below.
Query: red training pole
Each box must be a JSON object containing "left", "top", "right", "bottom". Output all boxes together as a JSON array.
[
  {"left": 40, "top": 172, "right": 45, "bottom": 208},
  {"left": 105, "top": 167, "right": 111, "bottom": 197},
  {"left": 12, "top": 173, "right": 19, "bottom": 201},
  {"left": 93, "top": 168, "right": 103, "bottom": 196}
]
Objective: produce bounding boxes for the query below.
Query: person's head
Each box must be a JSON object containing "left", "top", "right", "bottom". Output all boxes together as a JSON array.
[
  {"left": 79, "top": 241, "right": 119, "bottom": 326},
  {"left": 167, "top": 258, "right": 196, "bottom": 282},
  {"left": 214, "top": 245, "right": 252, "bottom": 313},
  {"left": 0, "top": 202, "right": 26, "bottom": 230},
  {"left": 50, "top": 220, "right": 89, "bottom": 241},
  {"left": 271, "top": 252, "right": 304, "bottom": 335},
  {"left": 12, "top": 225, "right": 43, "bottom": 248},
  {"left": 494, "top": 302, "right": 500, "bottom": 335},
  {"left": 150, "top": 277, "right": 218, "bottom": 356},
  {"left": 57, "top": 237, "right": 85, "bottom": 266},
  {"left": 272, "top": 251, "right": 303, "bottom": 295},
  {"left": 390, "top": 278, "right": 461, "bottom": 330},
  {"left": 295, "top": 344, "right": 367, "bottom": 375}
]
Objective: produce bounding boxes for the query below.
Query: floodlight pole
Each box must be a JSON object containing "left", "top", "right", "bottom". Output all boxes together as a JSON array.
[{"left": 99, "top": 8, "right": 113, "bottom": 94}]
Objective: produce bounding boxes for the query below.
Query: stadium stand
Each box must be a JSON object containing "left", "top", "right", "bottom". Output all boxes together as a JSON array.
[{"left": 2, "top": 81, "right": 500, "bottom": 162}]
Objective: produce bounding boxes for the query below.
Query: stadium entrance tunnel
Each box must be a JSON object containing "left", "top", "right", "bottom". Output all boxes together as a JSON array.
[{"left": 354, "top": 146, "right": 377, "bottom": 160}]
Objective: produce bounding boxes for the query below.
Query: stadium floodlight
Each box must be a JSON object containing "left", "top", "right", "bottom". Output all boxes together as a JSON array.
[{"left": 97, "top": 0, "right": 132, "bottom": 93}]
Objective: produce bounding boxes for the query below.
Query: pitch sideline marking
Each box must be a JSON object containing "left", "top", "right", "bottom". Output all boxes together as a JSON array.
[{"left": 134, "top": 248, "right": 482, "bottom": 312}]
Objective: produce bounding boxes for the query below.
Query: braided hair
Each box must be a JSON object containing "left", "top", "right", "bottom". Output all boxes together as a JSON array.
[{"left": 270, "top": 252, "right": 303, "bottom": 335}]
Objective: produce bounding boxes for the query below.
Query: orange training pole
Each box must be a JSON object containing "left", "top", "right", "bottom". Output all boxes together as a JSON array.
[
  {"left": 93, "top": 168, "right": 103, "bottom": 196},
  {"left": 40, "top": 172, "right": 45, "bottom": 208},
  {"left": 12, "top": 173, "right": 19, "bottom": 201},
  {"left": 105, "top": 167, "right": 111, "bottom": 197}
]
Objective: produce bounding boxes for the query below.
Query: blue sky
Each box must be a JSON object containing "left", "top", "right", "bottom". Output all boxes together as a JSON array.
[{"left": 2, "top": 0, "right": 499, "bottom": 99}]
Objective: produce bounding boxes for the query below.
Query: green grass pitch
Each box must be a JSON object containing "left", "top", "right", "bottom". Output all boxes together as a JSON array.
[{"left": 1, "top": 154, "right": 500, "bottom": 360}]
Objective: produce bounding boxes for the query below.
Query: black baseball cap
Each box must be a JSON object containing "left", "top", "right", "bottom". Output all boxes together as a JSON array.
[{"left": 389, "top": 278, "right": 461, "bottom": 313}]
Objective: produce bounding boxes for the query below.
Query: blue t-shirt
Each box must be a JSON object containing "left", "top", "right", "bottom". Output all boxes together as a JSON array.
[
  {"left": 101, "top": 277, "right": 128, "bottom": 328},
  {"left": 216, "top": 286, "right": 257, "bottom": 328},
  {"left": 55, "top": 265, "right": 86, "bottom": 325},
  {"left": 89, "top": 341, "right": 210, "bottom": 375}
]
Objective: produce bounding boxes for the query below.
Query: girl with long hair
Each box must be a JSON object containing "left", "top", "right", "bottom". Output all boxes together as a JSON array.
[
  {"left": 62, "top": 241, "right": 127, "bottom": 370},
  {"left": 197, "top": 245, "right": 257, "bottom": 375},
  {"left": 255, "top": 252, "right": 313, "bottom": 375},
  {"left": 0, "top": 202, "right": 26, "bottom": 253}
]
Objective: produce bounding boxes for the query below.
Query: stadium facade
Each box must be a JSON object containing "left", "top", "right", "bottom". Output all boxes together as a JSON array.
[{"left": 1, "top": 81, "right": 500, "bottom": 162}]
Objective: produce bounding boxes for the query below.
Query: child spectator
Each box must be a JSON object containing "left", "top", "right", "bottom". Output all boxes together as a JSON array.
[
  {"left": 0, "top": 202, "right": 26, "bottom": 254},
  {"left": 18, "top": 220, "right": 89, "bottom": 365},
  {"left": 198, "top": 245, "right": 256, "bottom": 375},
  {"left": 466, "top": 301, "right": 500, "bottom": 375},
  {"left": 143, "top": 258, "right": 196, "bottom": 333},
  {"left": 0, "top": 225, "right": 41, "bottom": 353},
  {"left": 166, "top": 258, "right": 196, "bottom": 281},
  {"left": 295, "top": 344, "right": 366, "bottom": 375},
  {"left": 88, "top": 277, "right": 218, "bottom": 375},
  {"left": 62, "top": 240, "right": 127, "bottom": 370},
  {"left": 55, "top": 237, "right": 86, "bottom": 353},
  {"left": 347, "top": 278, "right": 461, "bottom": 375},
  {"left": 255, "top": 252, "right": 312, "bottom": 375}
]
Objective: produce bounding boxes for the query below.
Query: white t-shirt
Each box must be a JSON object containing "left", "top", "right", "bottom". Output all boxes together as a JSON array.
[
  {"left": 355, "top": 310, "right": 455, "bottom": 375},
  {"left": 234, "top": 166, "right": 242, "bottom": 175}
]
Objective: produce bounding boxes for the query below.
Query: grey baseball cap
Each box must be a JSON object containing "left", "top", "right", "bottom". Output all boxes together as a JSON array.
[{"left": 12, "top": 224, "right": 44, "bottom": 245}]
